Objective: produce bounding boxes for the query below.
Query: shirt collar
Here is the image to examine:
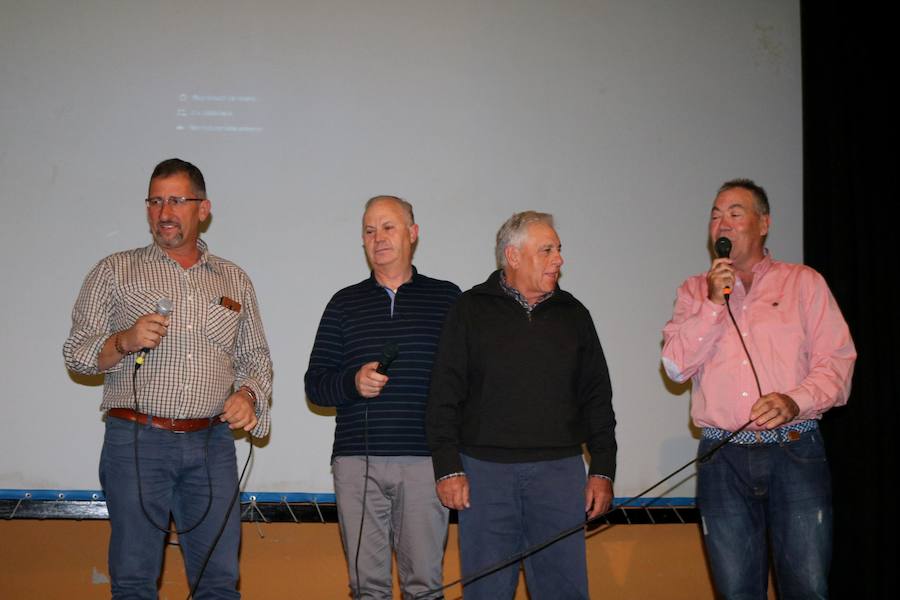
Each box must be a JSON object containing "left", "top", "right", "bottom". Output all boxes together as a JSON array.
[
  {"left": 370, "top": 265, "right": 418, "bottom": 291},
  {"left": 751, "top": 250, "right": 773, "bottom": 276},
  {"left": 499, "top": 270, "right": 554, "bottom": 311},
  {"left": 143, "top": 238, "right": 215, "bottom": 272}
]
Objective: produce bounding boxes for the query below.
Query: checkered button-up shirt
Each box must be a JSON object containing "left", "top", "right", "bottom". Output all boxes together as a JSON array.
[{"left": 63, "top": 240, "right": 272, "bottom": 437}]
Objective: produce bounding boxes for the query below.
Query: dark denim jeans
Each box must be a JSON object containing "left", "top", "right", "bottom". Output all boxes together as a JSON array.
[
  {"left": 697, "top": 429, "right": 832, "bottom": 600},
  {"left": 458, "top": 454, "right": 589, "bottom": 600},
  {"left": 100, "top": 417, "right": 241, "bottom": 599}
]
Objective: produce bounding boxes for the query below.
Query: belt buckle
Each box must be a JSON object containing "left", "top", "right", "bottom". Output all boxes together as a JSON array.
[
  {"left": 171, "top": 418, "right": 187, "bottom": 434},
  {"left": 787, "top": 430, "right": 801, "bottom": 442}
]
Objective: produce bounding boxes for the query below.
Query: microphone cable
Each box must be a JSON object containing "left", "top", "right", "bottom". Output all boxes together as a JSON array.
[
  {"left": 131, "top": 360, "right": 213, "bottom": 536},
  {"left": 714, "top": 236, "right": 764, "bottom": 398},
  {"left": 353, "top": 402, "right": 371, "bottom": 600},
  {"left": 125, "top": 297, "right": 214, "bottom": 536},
  {"left": 413, "top": 278, "right": 767, "bottom": 599},
  {"left": 410, "top": 416, "right": 754, "bottom": 600},
  {"left": 187, "top": 435, "right": 253, "bottom": 600},
  {"left": 128, "top": 352, "right": 255, "bottom": 600},
  {"left": 722, "top": 291, "right": 763, "bottom": 399},
  {"left": 353, "top": 341, "right": 399, "bottom": 600}
]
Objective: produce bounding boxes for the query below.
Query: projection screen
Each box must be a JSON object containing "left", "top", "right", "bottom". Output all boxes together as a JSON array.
[{"left": 0, "top": 0, "right": 802, "bottom": 501}]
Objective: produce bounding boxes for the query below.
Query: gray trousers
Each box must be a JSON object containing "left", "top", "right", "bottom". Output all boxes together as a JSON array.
[{"left": 333, "top": 456, "right": 449, "bottom": 600}]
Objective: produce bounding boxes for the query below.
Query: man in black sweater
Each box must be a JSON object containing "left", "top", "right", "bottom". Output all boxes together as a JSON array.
[
  {"left": 427, "top": 211, "right": 616, "bottom": 600},
  {"left": 305, "top": 196, "right": 460, "bottom": 600}
]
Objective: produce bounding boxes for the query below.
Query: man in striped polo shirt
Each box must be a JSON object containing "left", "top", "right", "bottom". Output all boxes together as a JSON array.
[{"left": 305, "top": 196, "right": 460, "bottom": 600}]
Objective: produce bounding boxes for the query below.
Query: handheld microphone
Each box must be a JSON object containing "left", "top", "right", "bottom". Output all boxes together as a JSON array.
[
  {"left": 714, "top": 237, "right": 733, "bottom": 299},
  {"left": 375, "top": 342, "right": 399, "bottom": 375},
  {"left": 135, "top": 297, "right": 174, "bottom": 367},
  {"left": 714, "top": 237, "right": 732, "bottom": 259}
]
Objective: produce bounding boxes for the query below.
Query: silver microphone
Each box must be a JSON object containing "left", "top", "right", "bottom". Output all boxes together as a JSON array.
[{"left": 135, "top": 297, "right": 174, "bottom": 366}]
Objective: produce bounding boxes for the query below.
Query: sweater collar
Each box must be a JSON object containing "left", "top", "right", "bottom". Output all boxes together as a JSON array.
[{"left": 475, "top": 270, "right": 572, "bottom": 306}]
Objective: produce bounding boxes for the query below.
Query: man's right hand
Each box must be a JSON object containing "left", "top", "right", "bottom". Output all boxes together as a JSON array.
[
  {"left": 436, "top": 475, "right": 470, "bottom": 511},
  {"left": 707, "top": 257, "right": 735, "bottom": 305},
  {"left": 355, "top": 361, "right": 389, "bottom": 398},
  {"left": 98, "top": 313, "right": 169, "bottom": 370},
  {"left": 119, "top": 313, "right": 170, "bottom": 354}
]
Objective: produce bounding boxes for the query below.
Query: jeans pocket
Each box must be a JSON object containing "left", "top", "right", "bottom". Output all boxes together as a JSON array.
[
  {"left": 696, "top": 437, "right": 723, "bottom": 466},
  {"left": 781, "top": 432, "right": 828, "bottom": 464},
  {"left": 103, "top": 416, "right": 138, "bottom": 449}
]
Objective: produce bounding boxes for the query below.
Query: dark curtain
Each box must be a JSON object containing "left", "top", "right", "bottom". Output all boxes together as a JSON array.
[{"left": 802, "top": 2, "right": 898, "bottom": 598}]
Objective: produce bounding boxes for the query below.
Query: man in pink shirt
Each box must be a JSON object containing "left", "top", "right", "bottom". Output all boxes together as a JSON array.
[{"left": 662, "top": 179, "right": 856, "bottom": 599}]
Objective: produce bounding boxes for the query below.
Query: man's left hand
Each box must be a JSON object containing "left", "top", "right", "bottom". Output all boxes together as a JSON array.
[
  {"left": 221, "top": 390, "right": 258, "bottom": 431},
  {"left": 750, "top": 392, "right": 799, "bottom": 429},
  {"left": 585, "top": 476, "right": 613, "bottom": 521}
]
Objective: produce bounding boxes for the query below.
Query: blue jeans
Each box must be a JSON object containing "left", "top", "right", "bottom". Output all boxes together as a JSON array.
[
  {"left": 458, "top": 454, "right": 589, "bottom": 600},
  {"left": 696, "top": 429, "right": 832, "bottom": 600},
  {"left": 100, "top": 417, "right": 241, "bottom": 599}
]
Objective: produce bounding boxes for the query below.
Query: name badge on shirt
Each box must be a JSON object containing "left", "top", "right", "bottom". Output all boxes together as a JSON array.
[{"left": 219, "top": 296, "right": 241, "bottom": 313}]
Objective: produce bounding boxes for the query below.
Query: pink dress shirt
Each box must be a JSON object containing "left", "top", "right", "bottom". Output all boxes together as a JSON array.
[{"left": 662, "top": 254, "right": 856, "bottom": 432}]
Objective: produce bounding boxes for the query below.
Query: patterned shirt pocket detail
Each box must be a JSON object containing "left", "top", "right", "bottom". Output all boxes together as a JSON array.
[
  {"left": 121, "top": 286, "right": 167, "bottom": 326},
  {"left": 206, "top": 302, "right": 240, "bottom": 354}
]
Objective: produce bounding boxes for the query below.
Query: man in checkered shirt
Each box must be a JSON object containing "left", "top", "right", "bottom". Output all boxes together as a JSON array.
[{"left": 63, "top": 158, "right": 272, "bottom": 599}]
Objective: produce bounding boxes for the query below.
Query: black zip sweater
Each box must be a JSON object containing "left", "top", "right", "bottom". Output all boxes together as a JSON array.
[{"left": 426, "top": 270, "right": 617, "bottom": 480}]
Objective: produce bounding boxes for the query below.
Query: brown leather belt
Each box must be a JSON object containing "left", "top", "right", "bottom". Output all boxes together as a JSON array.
[{"left": 108, "top": 408, "right": 219, "bottom": 433}]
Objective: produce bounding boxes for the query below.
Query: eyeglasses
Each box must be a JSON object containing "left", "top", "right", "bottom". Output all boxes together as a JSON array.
[{"left": 145, "top": 196, "right": 204, "bottom": 208}]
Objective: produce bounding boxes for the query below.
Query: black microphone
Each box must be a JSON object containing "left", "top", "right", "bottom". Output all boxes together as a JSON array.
[
  {"left": 135, "top": 297, "right": 174, "bottom": 367},
  {"left": 714, "top": 237, "right": 732, "bottom": 259},
  {"left": 375, "top": 342, "right": 399, "bottom": 375},
  {"left": 714, "top": 237, "right": 733, "bottom": 299}
]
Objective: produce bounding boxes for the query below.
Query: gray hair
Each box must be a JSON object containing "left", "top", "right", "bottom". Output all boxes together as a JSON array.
[
  {"left": 717, "top": 178, "right": 770, "bottom": 216},
  {"left": 363, "top": 195, "right": 415, "bottom": 226},
  {"left": 495, "top": 211, "right": 555, "bottom": 268}
]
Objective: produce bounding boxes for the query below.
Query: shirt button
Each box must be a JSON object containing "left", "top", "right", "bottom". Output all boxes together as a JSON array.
[
  {"left": 187, "top": 324, "right": 193, "bottom": 330},
  {"left": 742, "top": 305, "right": 747, "bottom": 310},
  {"left": 742, "top": 392, "right": 749, "bottom": 397},
  {"left": 742, "top": 332, "right": 748, "bottom": 337},
  {"left": 184, "top": 384, "right": 191, "bottom": 390},
  {"left": 711, "top": 312, "right": 718, "bottom": 317},
  {"left": 187, "top": 354, "right": 192, "bottom": 360},
  {"left": 742, "top": 360, "right": 748, "bottom": 365},
  {"left": 698, "top": 337, "right": 703, "bottom": 342}
]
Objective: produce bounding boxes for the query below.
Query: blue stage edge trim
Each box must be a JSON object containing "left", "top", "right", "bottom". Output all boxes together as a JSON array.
[{"left": 0, "top": 489, "right": 696, "bottom": 506}]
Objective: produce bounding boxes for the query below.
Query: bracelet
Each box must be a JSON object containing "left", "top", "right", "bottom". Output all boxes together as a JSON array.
[
  {"left": 113, "top": 333, "right": 130, "bottom": 355},
  {"left": 239, "top": 386, "right": 258, "bottom": 405},
  {"left": 436, "top": 472, "right": 466, "bottom": 482}
]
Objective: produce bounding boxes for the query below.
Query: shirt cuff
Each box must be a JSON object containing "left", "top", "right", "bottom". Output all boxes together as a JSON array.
[
  {"left": 784, "top": 387, "right": 817, "bottom": 421},
  {"left": 97, "top": 334, "right": 126, "bottom": 374}
]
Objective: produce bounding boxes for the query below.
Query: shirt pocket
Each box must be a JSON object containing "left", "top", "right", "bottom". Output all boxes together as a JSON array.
[
  {"left": 750, "top": 295, "right": 806, "bottom": 353},
  {"left": 120, "top": 285, "right": 169, "bottom": 326},
  {"left": 206, "top": 301, "right": 241, "bottom": 354}
]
